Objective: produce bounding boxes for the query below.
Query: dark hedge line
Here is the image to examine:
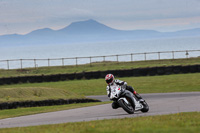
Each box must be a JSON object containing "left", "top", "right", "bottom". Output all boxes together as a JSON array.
[
  {"left": 0, "top": 98, "right": 101, "bottom": 110},
  {"left": 0, "top": 65, "right": 200, "bottom": 85}
]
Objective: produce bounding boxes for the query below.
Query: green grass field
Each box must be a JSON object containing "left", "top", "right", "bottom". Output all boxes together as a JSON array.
[
  {"left": 0, "top": 112, "right": 199, "bottom": 133},
  {"left": 0, "top": 87, "right": 83, "bottom": 103},
  {"left": 0, "top": 57, "right": 200, "bottom": 78},
  {"left": 1, "top": 73, "right": 200, "bottom": 98},
  {"left": 0, "top": 73, "right": 199, "bottom": 119}
]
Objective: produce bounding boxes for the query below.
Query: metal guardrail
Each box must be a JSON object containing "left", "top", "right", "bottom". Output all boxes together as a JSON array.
[{"left": 0, "top": 50, "right": 200, "bottom": 70}]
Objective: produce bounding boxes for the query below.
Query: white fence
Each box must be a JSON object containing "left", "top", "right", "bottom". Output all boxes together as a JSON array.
[{"left": 0, "top": 50, "right": 200, "bottom": 70}]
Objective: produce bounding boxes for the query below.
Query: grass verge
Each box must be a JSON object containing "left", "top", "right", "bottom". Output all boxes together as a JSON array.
[
  {"left": 0, "top": 87, "right": 82, "bottom": 103},
  {"left": 0, "top": 112, "right": 199, "bottom": 132},
  {"left": 0, "top": 57, "right": 200, "bottom": 78},
  {"left": 1, "top": 73, "right": 200, "bottom": 96},
  {"left": 0, "top": 102, "right": 110, "bottom": 120}
]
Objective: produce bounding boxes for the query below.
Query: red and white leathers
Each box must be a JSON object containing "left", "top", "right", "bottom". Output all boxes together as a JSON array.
[
  {"left": 106, "top": 79, "right": 130, "bottom": 97},
  {"left": 106, "top": 79, "right": 143, "bottom": 109}
]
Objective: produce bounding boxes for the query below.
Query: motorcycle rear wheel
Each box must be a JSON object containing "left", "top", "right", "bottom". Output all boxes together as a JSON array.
[{"left": 118, "top": 99, "right": 134, "bottom": 114}]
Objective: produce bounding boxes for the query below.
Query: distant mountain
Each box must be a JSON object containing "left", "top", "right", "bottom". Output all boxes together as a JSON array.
[
  {"left": 1, "top": 19, "right": 200, "bottom": 46},
  {"left": 58, "top": 19, "right": 120, "bottom": 34}
]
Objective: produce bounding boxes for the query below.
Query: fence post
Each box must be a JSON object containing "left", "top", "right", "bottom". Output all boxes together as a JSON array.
[
  {"left": 34, "top": 59, "right": 37, "bottom": 69},
  {"left": 76, "top": 57, "right": 78, "bottom": 66},
  {"left": 90, "top": 57, "right": 92, "bottom": 66},
  {"left": 186, "top": 50, "right": 189, "bottom": 58},
  {"left": 131, "top": 53, "right": 133, "bottom": 62},
  {"left": 62, "top": 58, "right": 64, "bottom": 66},
  {"left": 158, "top": 52, "right": 160, "bottom": 60},
  {"left": 7, "top": 60, "right": 9, "bottom": 70},
  {"left": 20, "top": 59, "right": 23, "bottom": 69},
  {"left": 48, "top": 59, "right": 50, "bottom": 66},
  {"left": 103, "top": 56, "right": 105, "bottom": 62},
  {"left": 172, "top": 51, "right": 174, "bottom": 59},
  {"left": 144, "top": 53, "right": 147, "bottom": 61},
  {"left": 116, "top": 55, "right": 119, "bottom": 62}
]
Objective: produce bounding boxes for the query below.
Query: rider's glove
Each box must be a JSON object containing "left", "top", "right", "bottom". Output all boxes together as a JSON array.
[{"left": 121, "top": 84, "right": 127, "bottom": 89}]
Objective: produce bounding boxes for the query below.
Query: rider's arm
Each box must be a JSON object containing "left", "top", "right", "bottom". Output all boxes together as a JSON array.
[
  {"left": 106, "top": 86, "right": 111, "bottom": 97},
  {"left": 115, "top": 79, "right": 127, "bottom": 86}
]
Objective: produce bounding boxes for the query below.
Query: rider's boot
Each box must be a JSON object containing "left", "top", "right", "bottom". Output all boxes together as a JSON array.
[
  {"left": 133, "top": 91, "right": 145, "bottom": 102},
  {"left": 126, "top": 86, "right": 145, "bottom": 102},
  {"left": 112, "top": 101, "right": 120, "bottom": 109}
]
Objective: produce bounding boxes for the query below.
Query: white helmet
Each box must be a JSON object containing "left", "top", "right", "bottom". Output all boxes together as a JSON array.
[{"left": 105, "top": 74, "right": 114, "bottom": 85}]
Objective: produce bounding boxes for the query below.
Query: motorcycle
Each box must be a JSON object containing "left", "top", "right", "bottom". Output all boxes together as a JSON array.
[{"left": 109, "top": 84, "right": 149, "bottom": 114}]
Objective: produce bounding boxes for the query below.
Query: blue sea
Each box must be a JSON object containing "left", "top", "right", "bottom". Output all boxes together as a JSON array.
[{"left": 0, "top": 37, "right": 200, "bottom": 69}]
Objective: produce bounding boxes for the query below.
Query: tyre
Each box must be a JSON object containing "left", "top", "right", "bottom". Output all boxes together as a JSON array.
[
  {"left": 141, "top": 101, "right": 149, "bottom": 113},
  {"left": 118, "top": 98, "right": 134, "bottom": 114}
]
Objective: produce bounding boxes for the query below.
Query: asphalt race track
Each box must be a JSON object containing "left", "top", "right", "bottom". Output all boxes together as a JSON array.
[{"left": 0, "top": 92, "right": 200, "bottom": 128}]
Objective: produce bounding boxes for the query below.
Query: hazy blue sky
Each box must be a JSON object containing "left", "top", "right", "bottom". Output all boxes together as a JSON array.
[{"left": 0, "top": 0, "right": 200, "bottom": 35}]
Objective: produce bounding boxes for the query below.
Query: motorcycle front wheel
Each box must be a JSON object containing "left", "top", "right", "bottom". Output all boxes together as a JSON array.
[
  {"left": 141, "top": 101, "right": 149, "bottom": 113},
  {"left": 118, "top": 98, "right": 134, "bottom": 114}
]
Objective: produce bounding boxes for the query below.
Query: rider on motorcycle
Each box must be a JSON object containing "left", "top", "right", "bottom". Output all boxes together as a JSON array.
[{"left": 105, "top": 74, "right": 144, "bottom": 109}]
